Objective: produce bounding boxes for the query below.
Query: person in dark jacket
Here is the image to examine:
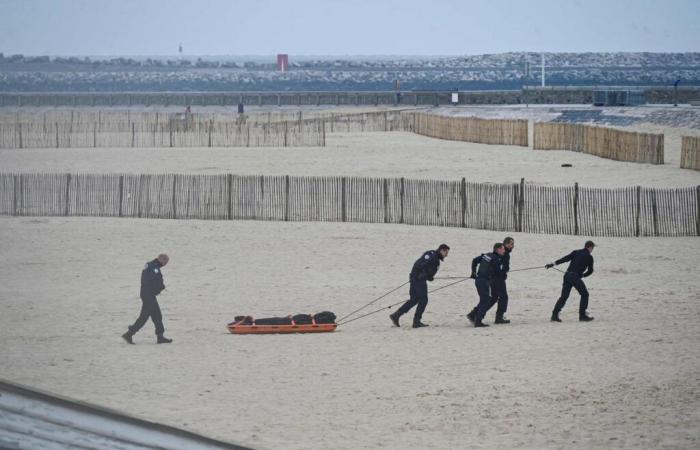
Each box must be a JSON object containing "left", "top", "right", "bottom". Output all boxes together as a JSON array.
[
  {"left": 467, "top": 237, "right": 514, "bottom": 324},
  {"left": 467, "top": 243, "right": 506, "bottom": 328},
  {"left": 122, "top": 254, "right": 173, "bottom": 344},
  {"left": 546, "top": 241, "right": 595, "bottom": 322},
  {"left": 390, "top": 244, "right": 450, "bottom": 328}
]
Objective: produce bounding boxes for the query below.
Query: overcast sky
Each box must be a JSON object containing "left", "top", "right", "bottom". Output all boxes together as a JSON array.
[{"left": 1, "top": 0, "right": 699, "bottom": 56}]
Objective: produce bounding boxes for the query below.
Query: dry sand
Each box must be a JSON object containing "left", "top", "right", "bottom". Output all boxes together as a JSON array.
[
  {"left": 0, "top": 106, "right": 699, "bottom": 449},
  {"left": 1, "top": 216, "right": 699, "bottom": 450}
]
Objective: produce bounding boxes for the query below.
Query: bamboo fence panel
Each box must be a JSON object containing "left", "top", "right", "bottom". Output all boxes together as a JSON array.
[
  {"left": 533, "top": 122, "right": 664, "bottom": 164},
  {"left": 577, "top": 186, "right": 637, "bottom": 237},
  {"left": 14, "top": 173, "right": 68, "bottom": 216},
  {"left": 1, "top": 172, "right": 698, "bottom": 237},
  {"left": 345, "top": 177, "right": 385, "bottom": 223},
  {"left": 412, "top": 113, "right": 528, "bottom": 146},
  {"left": 172, "top": 174, "right": 229, "bottom": 220},
  {"left": 681, "top": 136, "right": 700, "bottom": 170},
  {"left": 67, "top": 173, "right": 121, "bottom": 217},
  {"left": 402, "top": 179, "right": 462, "bottom": 227},
  {"left": 0, "top": 173, "right": 15, "bottom": 215},
  {"left": 521, "top": 184, "right": 576, "bottom": 235},
  {"left": 463, "top": 182, "right": 519, "bottom": 231}
]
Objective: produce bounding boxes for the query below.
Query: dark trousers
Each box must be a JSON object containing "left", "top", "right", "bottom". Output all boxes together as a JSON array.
[
  {"left": 129, "top": 293, "right": 165, "bottom": 336},
  {"left": 489, "top": 278, "right": 509, "bottom": 317},
  {"left": 395, "top": 278, "right": 428, "bottom": 323},
  {"left": 553, "top": 273, "right": 589, "bottom": 316},
  {"left": 474, "top": 278, "right": 493, "bottom": 322}
]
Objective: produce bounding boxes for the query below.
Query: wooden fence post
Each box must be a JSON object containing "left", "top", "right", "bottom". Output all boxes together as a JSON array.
[
  {"left": 383, "top": 178, "right": 389, "bottom": 223},
  {"left": 13, "top": 174, "right": 19, "bottom": 216},
  {"left": 55, "top": 122, "right": 59, "bottom": 148},
  {"left": 208, "top": 120, "right": 213, "bottom": 148},
  {"left": 696, "top": 185, "right": 700, "bottom": 237},
  {"left": 573, "top": 182, "right": 579, "bottom": 235},
  {"left": 171, "top": 174, "right": 177, "bottom": 219},
  {"left": 400, "top": 177, "right": 405, "bottom": 224},
  {"left": 64, "top": 173, "right": 71, "bottom": 216},
  {"left": 131, "top": 122, "right": 135, "bottom": 147},
  {"left": 461, "top": 177, "right": 467, "bottom": 228},
  {"left": 118, "top": 175, "right": 124, "bottom": 218},
  {"left": 635, "top": 186, "right": 641, "bottom": 237},
  {"left": 517, "top": 178, "right": 525, "bottom": 232},
  {"left": 284, "top": 175, "right": 290, "bottom": 221},
  {"left": 341, "top": 177, "right": 347, "bottom": 222},
  {"left": 651, "top": 189, "right": 659, "bottom": 237},
  {"left": 227, "top": 174, "right": 233, "bottom": 220},
  {"left": 18, "top": 123, "right": 22, "bottom": 149}
]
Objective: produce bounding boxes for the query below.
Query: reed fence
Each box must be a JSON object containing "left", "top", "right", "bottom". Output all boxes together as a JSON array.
[
  {"left": 0, "top": 111, "right": 328, "bottom": 148},
  {"left": 0, "top": 110, "right": 539, "bottom": 149},
  {"left": 681, "top": 136, "right": 700, "bottom": 170},
  {"left": 411, "top": 113, "right": 528, "bottom": 146},
  {"left": 1, "top": 172, "right": 697, "bottom": 237},
  {"left": 533, "top": 122, "right": 664, "bottom": 164}
]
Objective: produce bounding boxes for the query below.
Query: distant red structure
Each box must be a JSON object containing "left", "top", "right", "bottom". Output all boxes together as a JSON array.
[{"left": 277, "top": 54, "right": 289, "bottom": 72}]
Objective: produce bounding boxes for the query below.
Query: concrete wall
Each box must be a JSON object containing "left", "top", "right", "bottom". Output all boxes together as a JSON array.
[{"left": 1, "top": 87, "right": 698, "bottom": 107}]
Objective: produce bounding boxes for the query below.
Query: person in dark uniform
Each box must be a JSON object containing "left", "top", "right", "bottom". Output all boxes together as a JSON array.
[
  {"left": 122, "top": 254, "right": 173, "bottom": 344},
  {"left": 467, "top": 243, "right": 506, "bottom": 328},
  {"left": 390, "top": 244, "right": 450, "bottom": 328},
  {"left": 546, "top": 241, "right": 595, "bottom": 322},
  {"left": 466, "top": 237, "right": 514, "bottom": 324}
]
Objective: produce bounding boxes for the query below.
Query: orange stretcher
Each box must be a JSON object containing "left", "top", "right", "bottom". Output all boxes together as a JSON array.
[{"left": 227, "top": 317, "right": 337, "bottom": 335}]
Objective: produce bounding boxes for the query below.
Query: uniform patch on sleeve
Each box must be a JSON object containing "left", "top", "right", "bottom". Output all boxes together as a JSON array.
[
  {"left": 154, "top": 268, "right": 159, "bottom": 273},
  {"left": 424, "top": 255, "right": 430, "bottom": 260}
]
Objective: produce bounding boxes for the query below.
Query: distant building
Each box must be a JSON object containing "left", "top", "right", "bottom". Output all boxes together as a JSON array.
[
  {"left": 277, "top": 54, "right": 288, "bottom": 72},
  {"left": 593, "top": 89, "right": 645, "bottom": 106}
]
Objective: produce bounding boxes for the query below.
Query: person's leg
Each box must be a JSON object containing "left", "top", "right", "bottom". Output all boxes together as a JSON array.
[
  {"left": 129, "top": 296, "right": 155, "bottom": 335},
  {"left": 390, "top": 280, "right": 419, "bottom": 326},
  {"left": 412, "top": 280, "right": 429, "bottom": 326},
  {"left": 150, "top": 299, "right": 165, "bottom": 336},
  {"left": 552, "top": 275, "right": 574, "bottom": 321},
  {"left": 495, "top": 279, "right": 509, "bottom": 321},
  {"left": 474, "top": 279, "right": 492, "bottom": 326},
  {"left": 571, "top": 277, "right": 592, "bottom": 320}
]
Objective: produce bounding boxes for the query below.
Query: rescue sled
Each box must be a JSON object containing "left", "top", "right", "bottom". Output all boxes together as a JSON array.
[{"left": 227, "top": 312, "right": 337, "bottom": 335}]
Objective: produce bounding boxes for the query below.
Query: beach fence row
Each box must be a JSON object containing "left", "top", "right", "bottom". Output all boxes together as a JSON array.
[
  {"left": 681, "top": 136, "right": 700, "bottom": 170},
  {"left": 0, "top": 110, "right": 537, "bottom": 149},
  {"left": 1, "top": 172, "right": 698, "bottom": 237},
  {"left": 412, "top": 112, "right": 529, "bottom": 146},
  {"left": 0, "top": 117, "right": 327, "bottom": 148},
  {"left": 533, "top": 122, "right": 664, "bottom": 164}
]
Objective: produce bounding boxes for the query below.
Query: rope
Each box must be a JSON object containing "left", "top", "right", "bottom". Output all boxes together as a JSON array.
[
  {"left": 336, "top": 280, "right": 410, "bottom": 323},
  {"left": 337, "top": 278, "right": 470, "bottom": 326}
]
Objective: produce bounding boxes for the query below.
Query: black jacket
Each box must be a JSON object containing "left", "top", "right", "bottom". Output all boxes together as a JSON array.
[
  {"left": 140, "top": 259, "right": 166, "bottom": 296},
  {"left": 497, "top": 249, "right": 511, "bottom": 280},
  {"left": 410, "top": 250, "right": 442, "bottom": 282},
  {"left": 555, "top": 249, "right": 594, "bottom": 277},
  {"left": 472, "top": 252, "right": 505, "bottom": 281}
]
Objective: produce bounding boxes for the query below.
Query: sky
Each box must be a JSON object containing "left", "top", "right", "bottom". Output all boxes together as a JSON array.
[{"left": 1, "top": 0, "right": 699, "bottom": 56}]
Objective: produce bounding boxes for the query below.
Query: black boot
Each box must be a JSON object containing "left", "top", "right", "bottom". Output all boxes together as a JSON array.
[
  {"left": 466, "top": 309, "right": 476, "bottom": 324},
  {"left": 494, "top": 315, "right": 510, "bottom": 324},
  {"left": 389, "top": 312, "right": 401, "bottom": 327},
  {"left": 579, "top": 314, "right": 594, "bottom": 322},
  {"left": 412, "top": 321, "right": 429, "bottom": 328},
  {"left": 551, "top": 312, "right": 562, "bottom": 322},
  {"left": 474, "top": 321, "right": 489, "bottom": 328},
  {"left": 121, "top": 331, "right": 134, "bottom": 344},
  {"left": 156, "top": 334, "right": 173, "bottom": 344}
]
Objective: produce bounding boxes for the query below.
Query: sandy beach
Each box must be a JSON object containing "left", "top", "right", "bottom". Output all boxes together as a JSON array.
[
  {"left": 0, "top": 105, "right": 699, "bottom": 449},
  {"left": 1, "top": 215, "right": 699, "bottom": 450}
]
